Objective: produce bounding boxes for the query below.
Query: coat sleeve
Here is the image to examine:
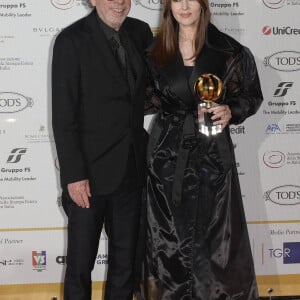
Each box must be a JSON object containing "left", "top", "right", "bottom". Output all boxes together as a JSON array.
[
  {"left": 225, "top": 46, "right": 263, "bottom": 125},
  {"left": 52, "top": 32, "right": 88, "bottom": 187}
]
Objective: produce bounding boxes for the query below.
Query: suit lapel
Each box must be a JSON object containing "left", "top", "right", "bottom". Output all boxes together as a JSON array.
[
  {"left": 123, "top": 22, "right": 146, "bottom": 100},
  {"left": 85, "top": 10, "right": 127, "bottom": 86}
]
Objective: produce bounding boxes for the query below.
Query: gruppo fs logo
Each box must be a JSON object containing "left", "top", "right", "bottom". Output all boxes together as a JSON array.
[
  {"left": 50, "top": 0, "right": 75, "bottom": 9},
  {"left": 274, "top": 82, "right": 293, "bottom": 97},
  {"left": 262, "top": 0, "right": 285, "bottom": 9},
  {"left": 6, "top": 148, "right": 27, "bottom": 163}
]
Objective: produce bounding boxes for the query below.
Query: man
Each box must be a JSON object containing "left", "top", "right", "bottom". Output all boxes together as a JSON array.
[{"left": 52, "top": 0, "right": 152, "bottom": 298}]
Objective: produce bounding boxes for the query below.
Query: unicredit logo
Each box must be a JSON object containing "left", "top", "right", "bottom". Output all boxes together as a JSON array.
[
  {"left": 262, "top": 26, "right": 300, "bottom": 35},
  {"left": 263, "top": 0, "right": 285, "bottom": 9},
  {"left": 50, "top": 0, "right": 75, "bottom": 10},
  {"left": 264, "top": 51, "right": 300, "bottom": 72},
  {"left": 262, "top": 26, "right": 272, "bottom": 35},
  {"left": 0, "top": 92, "right": 33, "bottom": 113}
]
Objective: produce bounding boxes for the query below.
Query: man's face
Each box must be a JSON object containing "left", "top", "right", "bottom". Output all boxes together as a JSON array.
[{"left": 91, "top": 0, "right": 131, "bottom": 31}]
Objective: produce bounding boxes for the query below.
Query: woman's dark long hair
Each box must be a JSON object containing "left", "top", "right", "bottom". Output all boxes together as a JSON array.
[{"left": 150, "top": 0, "right": 211, "bottom": 66}]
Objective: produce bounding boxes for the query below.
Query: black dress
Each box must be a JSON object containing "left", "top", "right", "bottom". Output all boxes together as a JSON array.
[{"left": 142, "top": 24, "right": 263, "bottom": 300}]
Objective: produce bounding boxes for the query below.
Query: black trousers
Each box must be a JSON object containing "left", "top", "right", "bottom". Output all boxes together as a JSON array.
[{"left": 62, "top": 154, "right": 142, "bottom": 300}]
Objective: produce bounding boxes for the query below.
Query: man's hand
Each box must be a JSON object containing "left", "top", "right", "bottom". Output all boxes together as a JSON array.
[{"left": 67, "top": 179, "right": 91, "bottom": 208}]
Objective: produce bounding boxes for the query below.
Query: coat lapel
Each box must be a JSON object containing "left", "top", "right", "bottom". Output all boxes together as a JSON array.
[{"left": 159, "top": 51, "right": 195, "bottom": 108}]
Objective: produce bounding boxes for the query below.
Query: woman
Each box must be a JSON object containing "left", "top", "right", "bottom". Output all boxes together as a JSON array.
[{"left": 142, "top": 0, "right": 263, "bottom": 299}]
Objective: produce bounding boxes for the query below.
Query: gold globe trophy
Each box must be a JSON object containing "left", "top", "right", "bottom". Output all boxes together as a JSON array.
[{"left": 194, "top": 73, "right": 223, "bottom": 136}]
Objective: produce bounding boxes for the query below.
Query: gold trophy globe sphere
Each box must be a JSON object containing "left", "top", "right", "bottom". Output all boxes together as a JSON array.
[{"left": 194, "top": 73, "right": 223, "bottom": 108}]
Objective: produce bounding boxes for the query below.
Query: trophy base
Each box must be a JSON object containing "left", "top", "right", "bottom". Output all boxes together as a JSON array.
[
  {"left": 199, "top": 124, "right": 222, "bottom": 136},
  {"left": 198, "top": 103, "right": 222, "bottom": 136}
]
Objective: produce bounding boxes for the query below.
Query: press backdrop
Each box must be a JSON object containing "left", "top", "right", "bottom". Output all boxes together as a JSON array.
[{"left": 0, "top": 0, "right": 300, "bottom": 298}]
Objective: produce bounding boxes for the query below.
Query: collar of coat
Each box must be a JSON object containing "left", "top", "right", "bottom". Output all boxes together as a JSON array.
[{"left": 149, "top": 23, "right": 243, "bottom": 108}]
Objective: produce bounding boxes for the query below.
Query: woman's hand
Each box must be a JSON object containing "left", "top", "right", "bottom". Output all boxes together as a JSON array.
[{"left": 208, "top": 104, "right": 232, "bottom": 130}]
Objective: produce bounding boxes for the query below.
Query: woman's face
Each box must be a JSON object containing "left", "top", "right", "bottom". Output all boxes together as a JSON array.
[{"left": 171, "top": 0, "right": 202, "bottom": 29}]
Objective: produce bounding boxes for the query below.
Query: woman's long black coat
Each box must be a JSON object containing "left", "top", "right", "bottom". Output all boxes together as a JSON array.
[{"left": 141, "top": 23, "right": 263, "bottom": 300}]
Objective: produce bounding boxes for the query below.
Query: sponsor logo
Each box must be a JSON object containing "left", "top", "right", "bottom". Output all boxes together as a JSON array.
[
  {"left": 0, "top": 3, "right": 27, "bottom": 9},
  {"left": 0, "top": 196, "right": 37, "bottom": 209},
  {"left": 263, "top": 0, "right": 300, "bottom": 8},
  {"left": 264, "top": 51, "right": 300, "bottom": 72},
  {"left": 262, "top": 0, "right": 285, "bottom": 9},
  {"left": 96, "top": 253, "right": 108, "bottom": 265},
  {"left": 263, "top": 151, "right": 286, "bottom": 168},
  {"left": 210, "top": 1, "right": 245, "bottom": 18},
  {"left": 230, "top": 125, "right": 245, "bottom": 134},
  {"left": 50, "top": 0, "right": 75, "bottom": 9},
  {"left": 33, "top": 27, "right": 63, "bottom": 37},
  {"left": 32, "top": 251, "right": 47, "bottom": 272},
  {"left": 262, "top": 26, "right": 300, "bottom": 35},
  {"left": 0, "top": 92, "right": 33, "bottom": 113},
  {"left": 264, "top": 185, "right": 300, "bottom": 205},
  {"left": 263, "top": 151, "right": 300, "bottom": 168},
  {"left": 56, "top": 255, "right": 66, "bottom": 265},
  {"left": 274, "top": 82, "right": 293, "bottom": 97},
  {"left": 1, "top": 148, "right": 36, "bottom": 182},
  {"left": 265, "top": 124, "right": 281, "bottom": 133},
  {"left": 283, "top": 242, "right": 300, "bottom": 264},
  {"left": 0, "top": 57, "right": 34, "bottom": 71},
  {"left": 6, "top": 148, "right": 27, "bottom": 163},
  {"left": 0, "top": 258, "right": 24, "bottom": 267},
  {"left": 50, "top": 0, "right": 91, "bottom": 9},
  {"left": 262, "top": 26, "right": 272, "bottom": 35},
  {"left": 267, "top": 242, "right": 300, "bottom": 264},
  {"left": 133, "top": 0, "right": 163, "bottom": 10},
  {"left": 210, "top": 2, "right": 240, "bottom": 8},
  {"left": 265, "top": 123, "right": 300, "bottom": 133},
  {"left": 25, "top": 125, "right": 54, "bottom": 143}
]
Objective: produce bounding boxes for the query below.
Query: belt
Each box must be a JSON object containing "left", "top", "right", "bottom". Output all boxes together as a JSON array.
[{"left": 147, "top": 104, "right": 232, "bottom": 207}]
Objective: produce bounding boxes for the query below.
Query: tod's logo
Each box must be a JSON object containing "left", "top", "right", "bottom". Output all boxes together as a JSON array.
[
  {"left": 264, "top": 185, "right": 300, "bottom": 205},
  {"left": 0, "top": 92, "right": 33, "bottom": 113}
]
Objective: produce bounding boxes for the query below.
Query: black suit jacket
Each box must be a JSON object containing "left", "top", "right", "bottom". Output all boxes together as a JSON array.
[{"left": 52, "top": 10, "right": 153, "bottom": 195}]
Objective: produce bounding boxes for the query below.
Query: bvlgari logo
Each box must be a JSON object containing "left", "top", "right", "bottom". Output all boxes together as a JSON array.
[
  {"left": 0, "top": 92, "right": 33, "bottom": 113},
  {"left": 50, "top": 0, "right": 75, "bottom": 10},
  {"left": 133, "top": 0, "right": 163, "bottom": 10}
]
